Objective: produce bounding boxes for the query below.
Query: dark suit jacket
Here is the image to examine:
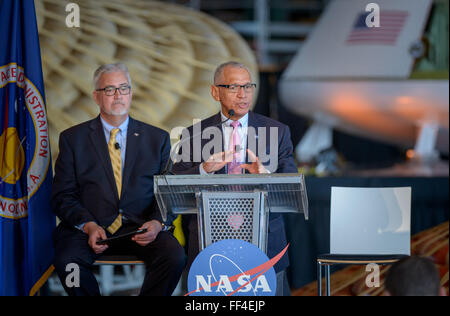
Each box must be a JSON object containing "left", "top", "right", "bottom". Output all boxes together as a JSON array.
[
  {"left": 51, "top": 115, "right": 171, "bottom": 230},
  {"left": 172, "top": 111, "right": 297, "bottom": 272}
]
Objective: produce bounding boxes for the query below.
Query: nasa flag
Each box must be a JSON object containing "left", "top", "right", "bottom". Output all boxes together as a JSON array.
[{"left": 0, "top": 0, "right": 55, "bottom": 295}]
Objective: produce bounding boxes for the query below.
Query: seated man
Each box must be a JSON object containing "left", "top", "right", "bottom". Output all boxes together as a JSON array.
[{"left": 51, "top": 63, "right": 186, "bottom": 296}]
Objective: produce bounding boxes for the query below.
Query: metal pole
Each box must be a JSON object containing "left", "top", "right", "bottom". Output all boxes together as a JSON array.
[
  {"left": 326, "top": 265, "right": 331, "bottom": 296},
  {"left": 255, "top": 0, "right": 269, "bottom": 65},
  {"left": 318, "top": 261, "right": 322, "bottom": 296}
]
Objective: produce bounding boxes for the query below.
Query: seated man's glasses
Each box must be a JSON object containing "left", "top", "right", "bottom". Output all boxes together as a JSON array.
[{"left": 96, "top": 85, "right": 131, "bottom": 96}]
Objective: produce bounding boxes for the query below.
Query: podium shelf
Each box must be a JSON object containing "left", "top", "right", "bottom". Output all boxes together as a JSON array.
[{"left": 154, "top": 173, "right": 309, "bottom": 222}]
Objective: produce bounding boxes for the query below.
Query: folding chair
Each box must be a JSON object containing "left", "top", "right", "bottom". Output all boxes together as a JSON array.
[
  {"left": 94, "top": 255, "right": 145, "bottom": 296},
  {"left": 317, "top": 187, "right": 411, "bottom": 296}
]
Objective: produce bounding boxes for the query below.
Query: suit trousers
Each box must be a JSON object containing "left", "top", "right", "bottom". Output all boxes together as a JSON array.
[{"left": 53, "top": 223, "right": 186, "bottom": 296}]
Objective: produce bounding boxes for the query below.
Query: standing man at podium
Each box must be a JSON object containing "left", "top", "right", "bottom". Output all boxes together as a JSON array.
[
  {"left": 51, "top": 63, "right": 186, "bottom": 296},
  {"left": 173, "top": 61, "right": 297, "bottom": 295}
]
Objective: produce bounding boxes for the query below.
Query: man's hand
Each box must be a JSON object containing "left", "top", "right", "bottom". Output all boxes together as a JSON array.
[
  {"left": 240, "top": 149, "right": 269, "bottom": 174},
  {"left": 202, "top": 150, "right": 234, "bottom": 173},
  {"left": 83, "top": 222, "right": 108, "bottom": 254},
  {"left": 131, "top": 220, "right": 162, "bottom": 246}
]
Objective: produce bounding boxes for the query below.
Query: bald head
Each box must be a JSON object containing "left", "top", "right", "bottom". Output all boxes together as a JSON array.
[{"left": 213, "top": 61, "right": 252, "bottom": 85}]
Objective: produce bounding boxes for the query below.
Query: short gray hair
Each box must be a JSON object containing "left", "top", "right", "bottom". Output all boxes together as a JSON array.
[
  {"left": 93, "top": 62, "right": 132, "bottom": 89},
  {"left": 213, "top": 61, "right": 251, "bottom": 84}
]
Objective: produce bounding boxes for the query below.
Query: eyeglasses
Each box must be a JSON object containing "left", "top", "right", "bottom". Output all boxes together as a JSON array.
[
  {"left": 96, "top": 85, "right": 131, "bottom": 96},
  {"left": 215, "top": 83, "right": 256, "bottom": 93}
]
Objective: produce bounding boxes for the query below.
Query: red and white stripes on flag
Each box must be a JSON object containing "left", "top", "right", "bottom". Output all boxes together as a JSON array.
[{"left": 346, "top": 10, "right": 409, "bottom": 45}]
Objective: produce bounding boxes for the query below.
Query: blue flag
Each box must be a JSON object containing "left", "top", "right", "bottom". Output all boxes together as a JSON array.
[{"left": 0, "top": 0, "right": 55, "bottom": 295}]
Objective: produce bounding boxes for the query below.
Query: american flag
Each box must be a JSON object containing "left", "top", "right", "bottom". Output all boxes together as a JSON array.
[{"left": 346, "top": 10, "right": 409, "bottom": 45}]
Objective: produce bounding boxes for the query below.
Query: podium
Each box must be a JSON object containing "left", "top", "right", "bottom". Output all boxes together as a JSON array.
[{"left": 154, "top": 173, "right": 308, "bottom": 253}]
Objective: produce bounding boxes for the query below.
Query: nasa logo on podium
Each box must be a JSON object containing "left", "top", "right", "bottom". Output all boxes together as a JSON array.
[{"left": 186, "top": 239, "right": 288, "bottom": 296}]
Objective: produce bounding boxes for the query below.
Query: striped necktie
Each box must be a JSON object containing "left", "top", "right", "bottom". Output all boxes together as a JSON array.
[
  {"left": 107, "top": 128, "right": 122, "bottom": 234},
  {"left": 228, "top": 120, "right": 242, "bottom": 174}
]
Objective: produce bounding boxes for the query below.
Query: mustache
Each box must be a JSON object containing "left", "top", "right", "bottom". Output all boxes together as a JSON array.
[{"left": 112, "top": 101, "right": 125, "bottom": 106}]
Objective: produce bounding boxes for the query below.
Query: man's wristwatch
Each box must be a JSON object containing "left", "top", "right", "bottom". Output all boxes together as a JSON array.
[{"left": 160, "top": 222, "right": 169, "bottom": 232}]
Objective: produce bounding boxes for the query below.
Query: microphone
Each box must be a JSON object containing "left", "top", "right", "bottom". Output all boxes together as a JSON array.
[
  {"left": 114, "top": 142, "right": 121, "bottom": 150},
  {"left": 224, "top": 110, "right": 234, "bottom": 123},
  {"left": 161, "top": 109, "right": 235, "bottom": 175}
]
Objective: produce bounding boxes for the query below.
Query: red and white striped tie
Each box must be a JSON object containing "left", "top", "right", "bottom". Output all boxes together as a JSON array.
[{"left": 228, "top": 120, "right": 242, "bottom": 174}]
